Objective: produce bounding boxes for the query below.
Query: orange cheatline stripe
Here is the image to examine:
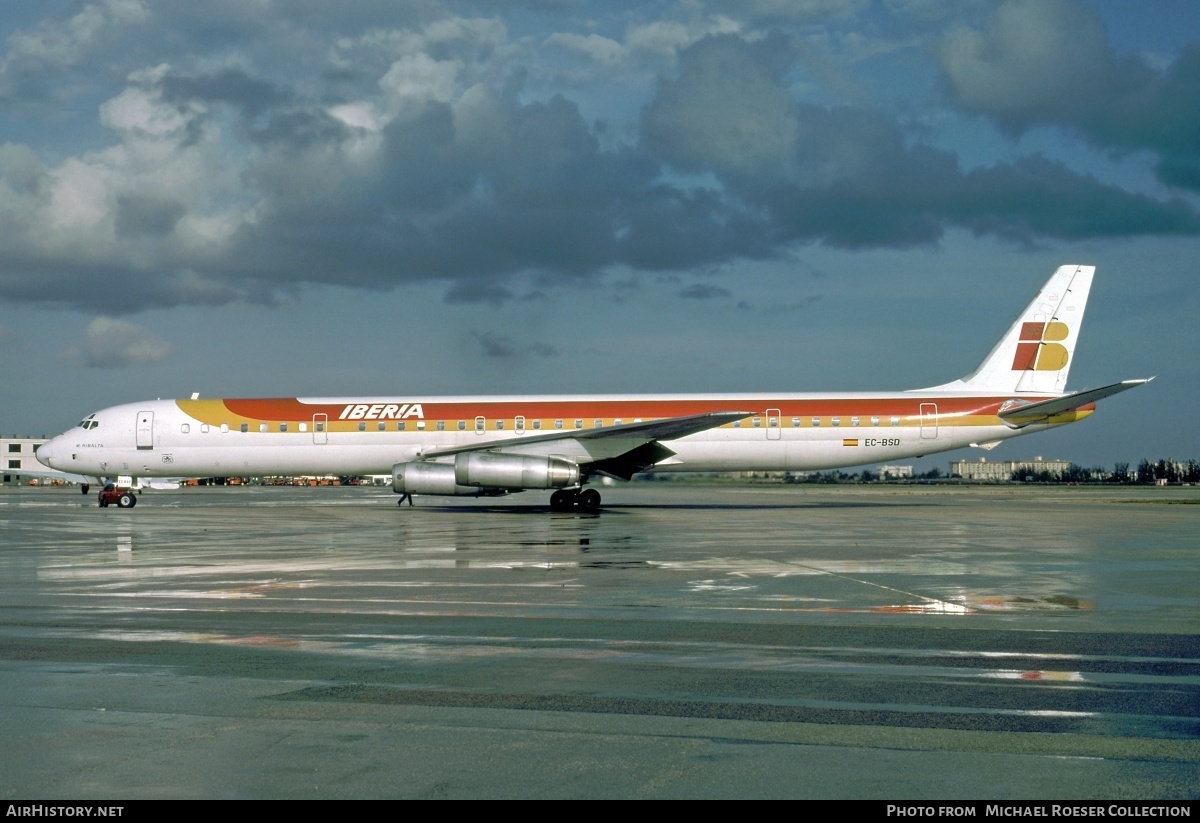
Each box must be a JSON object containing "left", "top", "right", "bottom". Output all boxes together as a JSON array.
[{"left": 175, "top": 398, "right": 1083, "bottom": 430}]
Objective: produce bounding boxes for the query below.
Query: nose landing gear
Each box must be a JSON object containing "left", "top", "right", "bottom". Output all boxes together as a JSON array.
[{"left": 550, "top": 487, "right": 601, "bottom": 512}]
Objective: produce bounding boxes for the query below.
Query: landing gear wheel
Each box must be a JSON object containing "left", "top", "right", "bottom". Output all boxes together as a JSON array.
[
  {"left": 577, "top": 489, "right": 601, "bottom": 512},
  {"left": 117, "top": 493, "right": 136, "bottom": 508},
  {"left": 549, "top": 489, "right": 575, "bottom": 511}
]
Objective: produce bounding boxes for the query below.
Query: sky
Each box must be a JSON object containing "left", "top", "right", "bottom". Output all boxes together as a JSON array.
[{"left": 1, "top": 0, "right": 1198, "bottom": 471}]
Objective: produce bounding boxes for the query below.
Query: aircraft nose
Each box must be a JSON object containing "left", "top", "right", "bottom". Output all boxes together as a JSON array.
[{"left": 35, "top": 437, "right": 63, "bottom": 470}]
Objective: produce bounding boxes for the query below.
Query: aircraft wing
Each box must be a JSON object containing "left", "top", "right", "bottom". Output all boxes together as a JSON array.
[
  {"left": 999, "top": 378, "right": 1153, "bottom": 424},
  {"left": 418, "top": 410, "right": 753, "bottom": 480}
]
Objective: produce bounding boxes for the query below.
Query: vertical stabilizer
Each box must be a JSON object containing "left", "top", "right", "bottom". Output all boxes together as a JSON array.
[{"left": 923, "top": 265, "right": 1094, "bottom": 395}]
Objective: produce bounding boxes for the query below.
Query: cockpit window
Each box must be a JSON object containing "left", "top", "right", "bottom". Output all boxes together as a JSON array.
[{"left": 78, "top": 414, "right": 99, "bottom": 430}]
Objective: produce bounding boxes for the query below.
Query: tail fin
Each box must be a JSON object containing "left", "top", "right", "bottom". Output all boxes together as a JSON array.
[{"left": 923, "top": 264, "right": 1094, "bottom": 395}]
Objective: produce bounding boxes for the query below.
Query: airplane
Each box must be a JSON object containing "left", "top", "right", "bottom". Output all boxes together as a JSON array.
[{"left": 35, "top": 264, "right": 1151, "bottom": 511}]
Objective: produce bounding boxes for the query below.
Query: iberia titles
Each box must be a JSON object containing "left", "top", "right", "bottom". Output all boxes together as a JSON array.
[{"left": 338, "top": 403, "right": 425, "bottom": 420}]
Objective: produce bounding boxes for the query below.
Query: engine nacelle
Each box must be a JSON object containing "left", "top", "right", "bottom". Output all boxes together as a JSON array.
[
  {"left": 454, "top": 452, "right": 579, "bottom": 489},
  {"left": 392, "top": 461, "right": 480, "bottom": 496}
]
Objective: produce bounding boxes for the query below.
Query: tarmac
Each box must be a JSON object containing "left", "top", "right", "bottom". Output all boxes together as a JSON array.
[{"left": 1, "top": 482, "right": 1197, "bottom": 799}]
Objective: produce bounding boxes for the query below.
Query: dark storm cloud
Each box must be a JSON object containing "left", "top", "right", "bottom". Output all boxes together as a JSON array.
[
  {"left": 679, "top": 283, "right": 732, "bottom": 299},
  {"left": 1, "top": 5, "right": 1198, "bottom": 317},
  {"left": 938, "top": 0, "right": 1200, "bottom": 191},
  {"left": 229, "top": 84, "right": 777, "bottom": 296},
  {"left": 115, "top": 194, "right": 185, "bottom": 239},
  {"left": 471, "top": 329, "right": 559, "bottom": 358},
  {"left": 0, "top": 257, "right": 271, "bottom": 315},
  {"left": 640, "top": 33, "right": 797, "bottom": 178},
  {"left": 160, "top": 68, "right": 294, "bottom": 120},
  {"left": 643, "top": 34, "right": 1200, "bottom": 248}
]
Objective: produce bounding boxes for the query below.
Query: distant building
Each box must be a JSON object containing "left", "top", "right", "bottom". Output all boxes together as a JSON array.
[
  {"left": 949, "top": 456, "right": 1071, "bottom": 481},
  {"left": 877, "top": 465, "right": 914, "bottom": 480},
  {"left": 2, "top": 435, "right": 52, "bottom": 485}
]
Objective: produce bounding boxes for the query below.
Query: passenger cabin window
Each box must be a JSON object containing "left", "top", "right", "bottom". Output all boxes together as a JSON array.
[
  {"left": 378, "top": 422, "right": 387, "bottom": 431},
  {"left": 752, "top": 417, "right": 762, "bottom": 428},
  {"left": 594, "top": 419, "right": 603, "bottom": 428},
  {"left": 532, "top": 420, "right": 542, "bottom": 430},
  {"left": 496, "top": 420, "right": 504, "bottom": 430},
  {"left": 791, "top": 417, "right": 800, "bottom": 427},
  {"left": 181, "top": 423, "right": 190, "bottom": 434},
  {"left": 397, "top": 421, "right": 405, "bottom": 431},
  {"left": 811, "top": 417, "right": 821, "bottom": 427},
  {"left": 851, "top": 417, "right": 860, "bottom": 427},
  {"left": 201, "top": 424, "right": 210, "bottom": 433},
  {"left": 831, "top": 417, "right": 840, "bottom": 427},
  {"left": 259, "top": 423, "right": 269, "bottom": 433},
  {"left": 240, "top": 423, "right": 249, "bottom": 433},
  {"left": 768, "top": 416, "right": 778, "bottom": 428},
  {"left": 574, "top": 419, "right": 583, "bottom": 429},
  {"left": 476, "top": 418, "right": 485, "bottom": 431},
  {"left": 870, "top": 417, "right": 880, "bottom": 427},
  {"left": 313, "top": 422, "right": 322, "bottom": 432},
  {"left": 458, "top": 420, "right": 466, "bottom": 431},
  {"left": 417, "top": 421, "right": 426, "bottom": 430},
  {"left": 358, "top": 422, "right": 366, "bottom": 431},
  {"left": 890, "top": 417, "right": 900, "bottom": 427},
  {"left": 516, "top": 417, "right": 525, "bottom": 431},
  {"left": 733, "top": 420, "right": 741, "bottom": 428},
  {"left": 436, "top": 421, "right": 445, "bottom": 431},
  {"left": 555, "top": 419, "right": 563, "bottom": 430},
  {"left": 280, "top": 423, "right": 288, "bottom": 432}
]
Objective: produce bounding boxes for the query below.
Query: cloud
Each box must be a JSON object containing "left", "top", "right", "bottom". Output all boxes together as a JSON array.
[
  {"left": 0, "top": 5, "right": 1197, "bottom": 319},
  {"left": 544, "top": 32, "right": 625, "bottom": 66},
  {"left": 641, "top": 34, "right": 799, "bottom": 178},
  {"left": 644, "top": 35, "right": 1200, "bottom": 249},
  {"left": 471, "top": 330, "right": 558, "bottom": 359},
  {"left": 0, "top": 0, "right": 150, "bottom": 105},
  {"left": 61, "top": 316, "right": 174, "bottom": 369},
  {"left": 679, "top": 283, "right": 732, "bottom": 299},
  {"left": 938, "top": 0, "right": 1200, "bottom": 190}
]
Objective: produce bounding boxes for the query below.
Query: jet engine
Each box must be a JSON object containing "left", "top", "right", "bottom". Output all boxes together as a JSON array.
[
  {"left": 454, "top": 452, "right": 579, "bottom": 489},
  {"left": 392, "top": 453, "right": 580, "bottom": 496},
  {"left": 392, "top": 462, "right": 478, "bottom": 495}
]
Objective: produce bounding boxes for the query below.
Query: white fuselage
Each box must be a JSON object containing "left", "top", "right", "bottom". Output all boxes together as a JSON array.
[{"left": 37, "top": 391, "right": 1074, "bottom": 482}]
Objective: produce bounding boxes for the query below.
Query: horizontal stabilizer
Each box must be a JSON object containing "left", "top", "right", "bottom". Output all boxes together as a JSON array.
[{"left": 998, "top": 378, "right": 1153, "bottom": 423}]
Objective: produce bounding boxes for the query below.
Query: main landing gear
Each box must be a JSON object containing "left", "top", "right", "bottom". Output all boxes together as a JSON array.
[{"left": 550, "top": 487, "right": 601, "bottom": 513}]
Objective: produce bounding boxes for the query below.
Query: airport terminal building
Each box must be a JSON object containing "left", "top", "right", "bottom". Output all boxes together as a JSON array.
[
  {"left": 1, "top": 436, "right": 55, "bottom": 485},
  {"left": 949, "top": 456, "right": 1072, "bottom": 481}
]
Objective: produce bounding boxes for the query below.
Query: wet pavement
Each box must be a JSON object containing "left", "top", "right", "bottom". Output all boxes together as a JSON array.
[{"left": 1, "top": 483, "right": 1197, "bottom": 799}]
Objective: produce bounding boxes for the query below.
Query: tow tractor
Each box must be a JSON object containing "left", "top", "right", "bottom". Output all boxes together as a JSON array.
[{"left": 98, "top": 483, "right": 137, "bottom": 508}]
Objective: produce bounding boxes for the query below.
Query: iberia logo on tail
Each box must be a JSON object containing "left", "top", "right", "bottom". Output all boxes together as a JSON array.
[{"left": 1012, "top": 322, "right": 1070, "bottom": 371}]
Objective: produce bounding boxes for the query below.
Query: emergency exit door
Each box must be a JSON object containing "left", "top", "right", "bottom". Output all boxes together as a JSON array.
[{"left": 136, "top": 411, "right": 154, "bottom": 450}]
